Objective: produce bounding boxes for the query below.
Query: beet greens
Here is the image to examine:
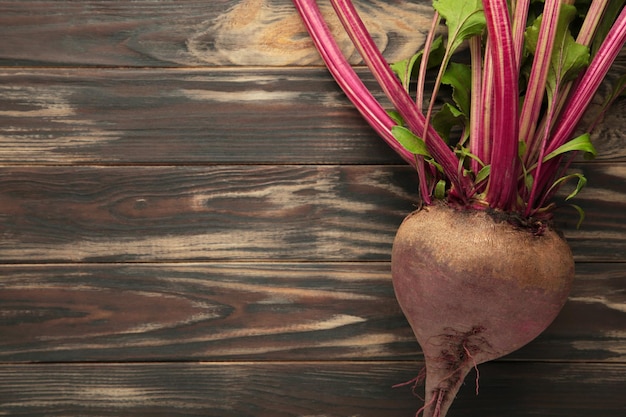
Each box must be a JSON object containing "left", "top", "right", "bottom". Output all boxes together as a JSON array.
[{"left": 293, "top": 0, "right": 625, "bottom": 222}]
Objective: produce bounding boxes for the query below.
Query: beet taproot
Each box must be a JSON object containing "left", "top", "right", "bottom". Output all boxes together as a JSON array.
[
  {"left": 292, "top": 0, "right": 625, "bottom": 414},
  {"left": 391, "top": 203, "right": 575, "bottom": 417}
]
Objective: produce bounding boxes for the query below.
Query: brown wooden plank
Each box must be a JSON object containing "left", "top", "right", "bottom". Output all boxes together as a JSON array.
[
  {"left": 0, "top": 68, "right": 399, "bottom": 164},
  {"left": 0, "top": 67, "right": 624, "bottom": 164},
  {"left": 1, "top": 1, "right": 623, "bottom": 413},
  {"left": 559, "top": 163, "right": 626, "bottom": 260},
  {"left": 0, "top": 164, "right": 624, "bottom": 263},
  {"left": 0, "top": 262, "right": 407, "bottom": 362},
  {"left": 0, "top": 262, "right": 623, "bottom": 362},
  {"left": 0, "top": 165, "right": 414, "bottom": 262},
  {"left": 545, "top": 262, "right": 626, "bottom": 362},
  {"left": 0, "top": 361, "right": 624, "bottom": 416},
  {"left": 0, "top": 0, "right": 436, "bottom": 67}
]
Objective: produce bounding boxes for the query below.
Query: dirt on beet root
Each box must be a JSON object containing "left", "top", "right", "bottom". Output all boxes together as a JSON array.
[{"left": 391, "top": 202, "right": 574, "bottom": 417}]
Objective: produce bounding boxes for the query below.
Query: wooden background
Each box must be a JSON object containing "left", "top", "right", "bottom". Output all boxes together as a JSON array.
[{"left": 0, "top": 1, "right": 625, "bottom": 416}]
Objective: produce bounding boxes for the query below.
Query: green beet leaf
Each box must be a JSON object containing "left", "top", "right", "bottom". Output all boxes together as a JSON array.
[
  {"left": 441, "top": 62, "right": 472, "bottom": 117},
  {"left": 433, "top": 0, "right": 486, "bottom": 53},
  {"left": 391, "top": 125, "right": 431, "bottom": 156},
  {"left": 542, "top": 133, "right": 597, "bottom": 162},
  {"left": 432, "top": 102, "right": 465, "bottom": 143},
  {"left": 391, "top": 36, "right": 444, "bottom": 91},
  {"left": 525, "top": 3, "right": 590, "bottom": 104}
]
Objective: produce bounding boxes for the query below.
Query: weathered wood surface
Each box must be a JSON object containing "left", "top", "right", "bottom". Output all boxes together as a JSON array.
[
  {"left": 0, "top": 68, "right": 401, "bottom": 164},
  {"left": 1, "top": 262, "right": 624, "bottom": 363},
  {"left": 1, "top": 362, "right": 625, "bottom": 417},
  {"left": 0, "top": 1, "right": 625, "bottom": 416},
  {"left": 0, "top": 68, "right": 625, "bottom": 164},
  {"left": 0, "top": 165, "right": 624, "bottom": 262},
  {"left": 0, "top": 0, "right": 435, "bottom": 67}
]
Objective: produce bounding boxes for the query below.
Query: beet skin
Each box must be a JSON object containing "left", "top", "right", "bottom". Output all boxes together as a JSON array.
[{"left": 391, "top": 202, "right": 574, "bottom": 417}]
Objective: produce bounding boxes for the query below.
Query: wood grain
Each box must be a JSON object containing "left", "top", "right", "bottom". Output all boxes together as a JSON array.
[
  {"left": 0, "top": 164, "right": 624, "bottom": 263},
  {"left": 0, "top": 362, "right": 624, "bottom": 417},
  {"left": 0, "top": 262, "right": 624, "bottom": 363},
  {"left": 0, "top": 165, "right": 414, "bottom": 262},
  {"left": 0, "top": 68, "right": 398, "bottom": 164},
  {"left": 1, "top": 0, "right": 625, "bottom": 414},
  {"left": 0, "top": 0, "right": 436, "bottom": 67},
  {"left": 0, "top": 67, "right": 624, "bottom": 164},
  {"left": 0, "top": 262, "right": 408, "bottom": 362}
]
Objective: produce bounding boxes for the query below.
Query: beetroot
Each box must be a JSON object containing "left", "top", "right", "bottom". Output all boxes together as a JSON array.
[
  {"left": 391, "top": 203, "right": 574, "bottom": 416},
  {"left": 292, "top": 0, "right": 625, "bottom": 414}
]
